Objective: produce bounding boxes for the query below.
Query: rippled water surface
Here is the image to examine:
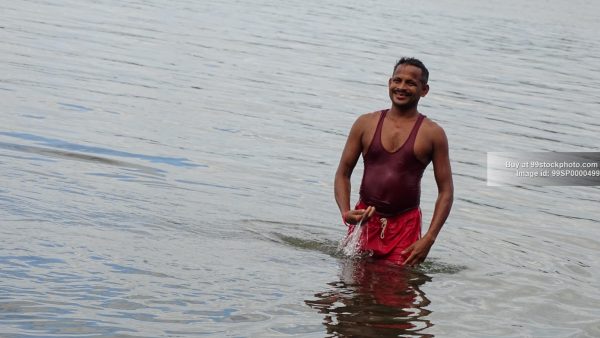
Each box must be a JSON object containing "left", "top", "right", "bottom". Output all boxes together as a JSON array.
[{"left": 2, "top": 0, "right": 600, "bottom": 337}]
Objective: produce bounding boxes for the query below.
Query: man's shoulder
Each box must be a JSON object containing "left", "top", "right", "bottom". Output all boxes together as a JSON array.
[
  {"left": 421, "top": 116, "right": 446, "bottom": 133},
  {"left": 352, "top": 110, "right": 383, "bottom": 129},
  {"left": 421, "top": 116, "right": 448, "bottom": 143},
  {"left": 356, "top": 109, "right": 384, "bottom": 124},
  {"left": 360, "top": 109, "right": 384, "bottom": 119}
]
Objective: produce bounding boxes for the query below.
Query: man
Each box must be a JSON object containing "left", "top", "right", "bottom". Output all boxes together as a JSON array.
[{"left": 334, "top": 57, "right": 453, "bottom": 267}]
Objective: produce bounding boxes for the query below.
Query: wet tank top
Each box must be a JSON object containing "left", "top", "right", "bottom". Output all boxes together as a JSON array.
[{"left": 359, "top": 110, "right": 428, "bottom": 217}]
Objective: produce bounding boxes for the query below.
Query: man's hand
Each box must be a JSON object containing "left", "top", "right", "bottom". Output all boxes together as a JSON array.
[
  {"left": 401, "top": 235, "right": 435, "bottom": 266},
  {"left": 343, "top": 206, "right": 375, "bottom": 225}
]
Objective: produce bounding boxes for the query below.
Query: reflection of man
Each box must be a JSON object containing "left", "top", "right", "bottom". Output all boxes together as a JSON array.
[
  {"left": 305, "top": 260, "right": 433, "bottom": 337},
  {"left": 334, "top": 57, "right": 453, "bottom": 266}
]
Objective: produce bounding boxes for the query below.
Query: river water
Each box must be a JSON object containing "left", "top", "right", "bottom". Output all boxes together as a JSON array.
[{"left": 1, "top": 0, "right": 599, "bottom": 337}]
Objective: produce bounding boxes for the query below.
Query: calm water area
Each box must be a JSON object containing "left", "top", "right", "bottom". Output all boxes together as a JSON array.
[{"left": 1, "top": 0, "right": 600, "bottom": 337}]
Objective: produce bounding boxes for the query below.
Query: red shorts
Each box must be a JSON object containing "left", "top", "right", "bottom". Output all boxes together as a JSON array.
[{"left": 346, "top": 201, "right": 422, "bottom": 265}]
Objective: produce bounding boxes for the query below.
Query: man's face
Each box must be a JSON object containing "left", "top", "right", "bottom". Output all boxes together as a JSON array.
[{"left": 388, "top": 65, "right": 429, "bottom": 109}]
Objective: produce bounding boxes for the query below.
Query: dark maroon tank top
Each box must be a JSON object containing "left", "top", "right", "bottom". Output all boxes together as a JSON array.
[{"left": 359, "top": 110, "right": 428, "bottom": 217}]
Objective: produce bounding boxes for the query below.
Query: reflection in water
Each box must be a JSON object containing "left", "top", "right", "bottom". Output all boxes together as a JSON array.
[{"left": 306, "top": 259, "right": 434, "bottom": 337}]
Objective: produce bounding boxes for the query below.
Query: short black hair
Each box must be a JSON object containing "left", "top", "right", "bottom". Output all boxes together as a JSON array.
[{"left": 393, "top": 57, "right": 429, "bottom": 85}]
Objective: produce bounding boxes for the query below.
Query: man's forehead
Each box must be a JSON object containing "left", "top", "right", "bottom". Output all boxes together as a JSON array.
[{"left": 393, "top": 64, "right": 422, "bottom": 77}]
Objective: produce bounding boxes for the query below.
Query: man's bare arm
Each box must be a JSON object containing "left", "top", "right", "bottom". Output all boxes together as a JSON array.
[
  {"left": 423, "top": 125, "right": 454, "bottom": 242},
  {"left": 403, "top": 124, "right": 454, "bottom": 265},
  {"left": 334, "top": 115, "right": 373, "bottom": 224}
]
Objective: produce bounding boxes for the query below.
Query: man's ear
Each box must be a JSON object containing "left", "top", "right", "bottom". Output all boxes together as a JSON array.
[{"left": 421, "top": 84, "right": 430, "bottom": 97}]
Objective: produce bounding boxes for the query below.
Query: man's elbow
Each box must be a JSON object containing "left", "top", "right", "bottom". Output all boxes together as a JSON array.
[
  {"left": 335, "top": 165, "right": 352, "bottom": 180},
  {"left": 440, "top": 188, "right": 454, "bottom": 206}
]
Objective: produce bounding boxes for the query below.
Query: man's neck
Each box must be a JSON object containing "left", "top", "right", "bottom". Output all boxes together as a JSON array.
[{"left": 388, "top": 105, "right": 419, "bottom": 119}]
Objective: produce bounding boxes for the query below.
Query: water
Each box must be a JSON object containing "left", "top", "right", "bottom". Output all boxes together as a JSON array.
[
  {"left": 1, "top": 0, "right": 600, "bottom": 337},
  {"left": 338, "top": 220, "right": 366, "bottom": 257}
]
